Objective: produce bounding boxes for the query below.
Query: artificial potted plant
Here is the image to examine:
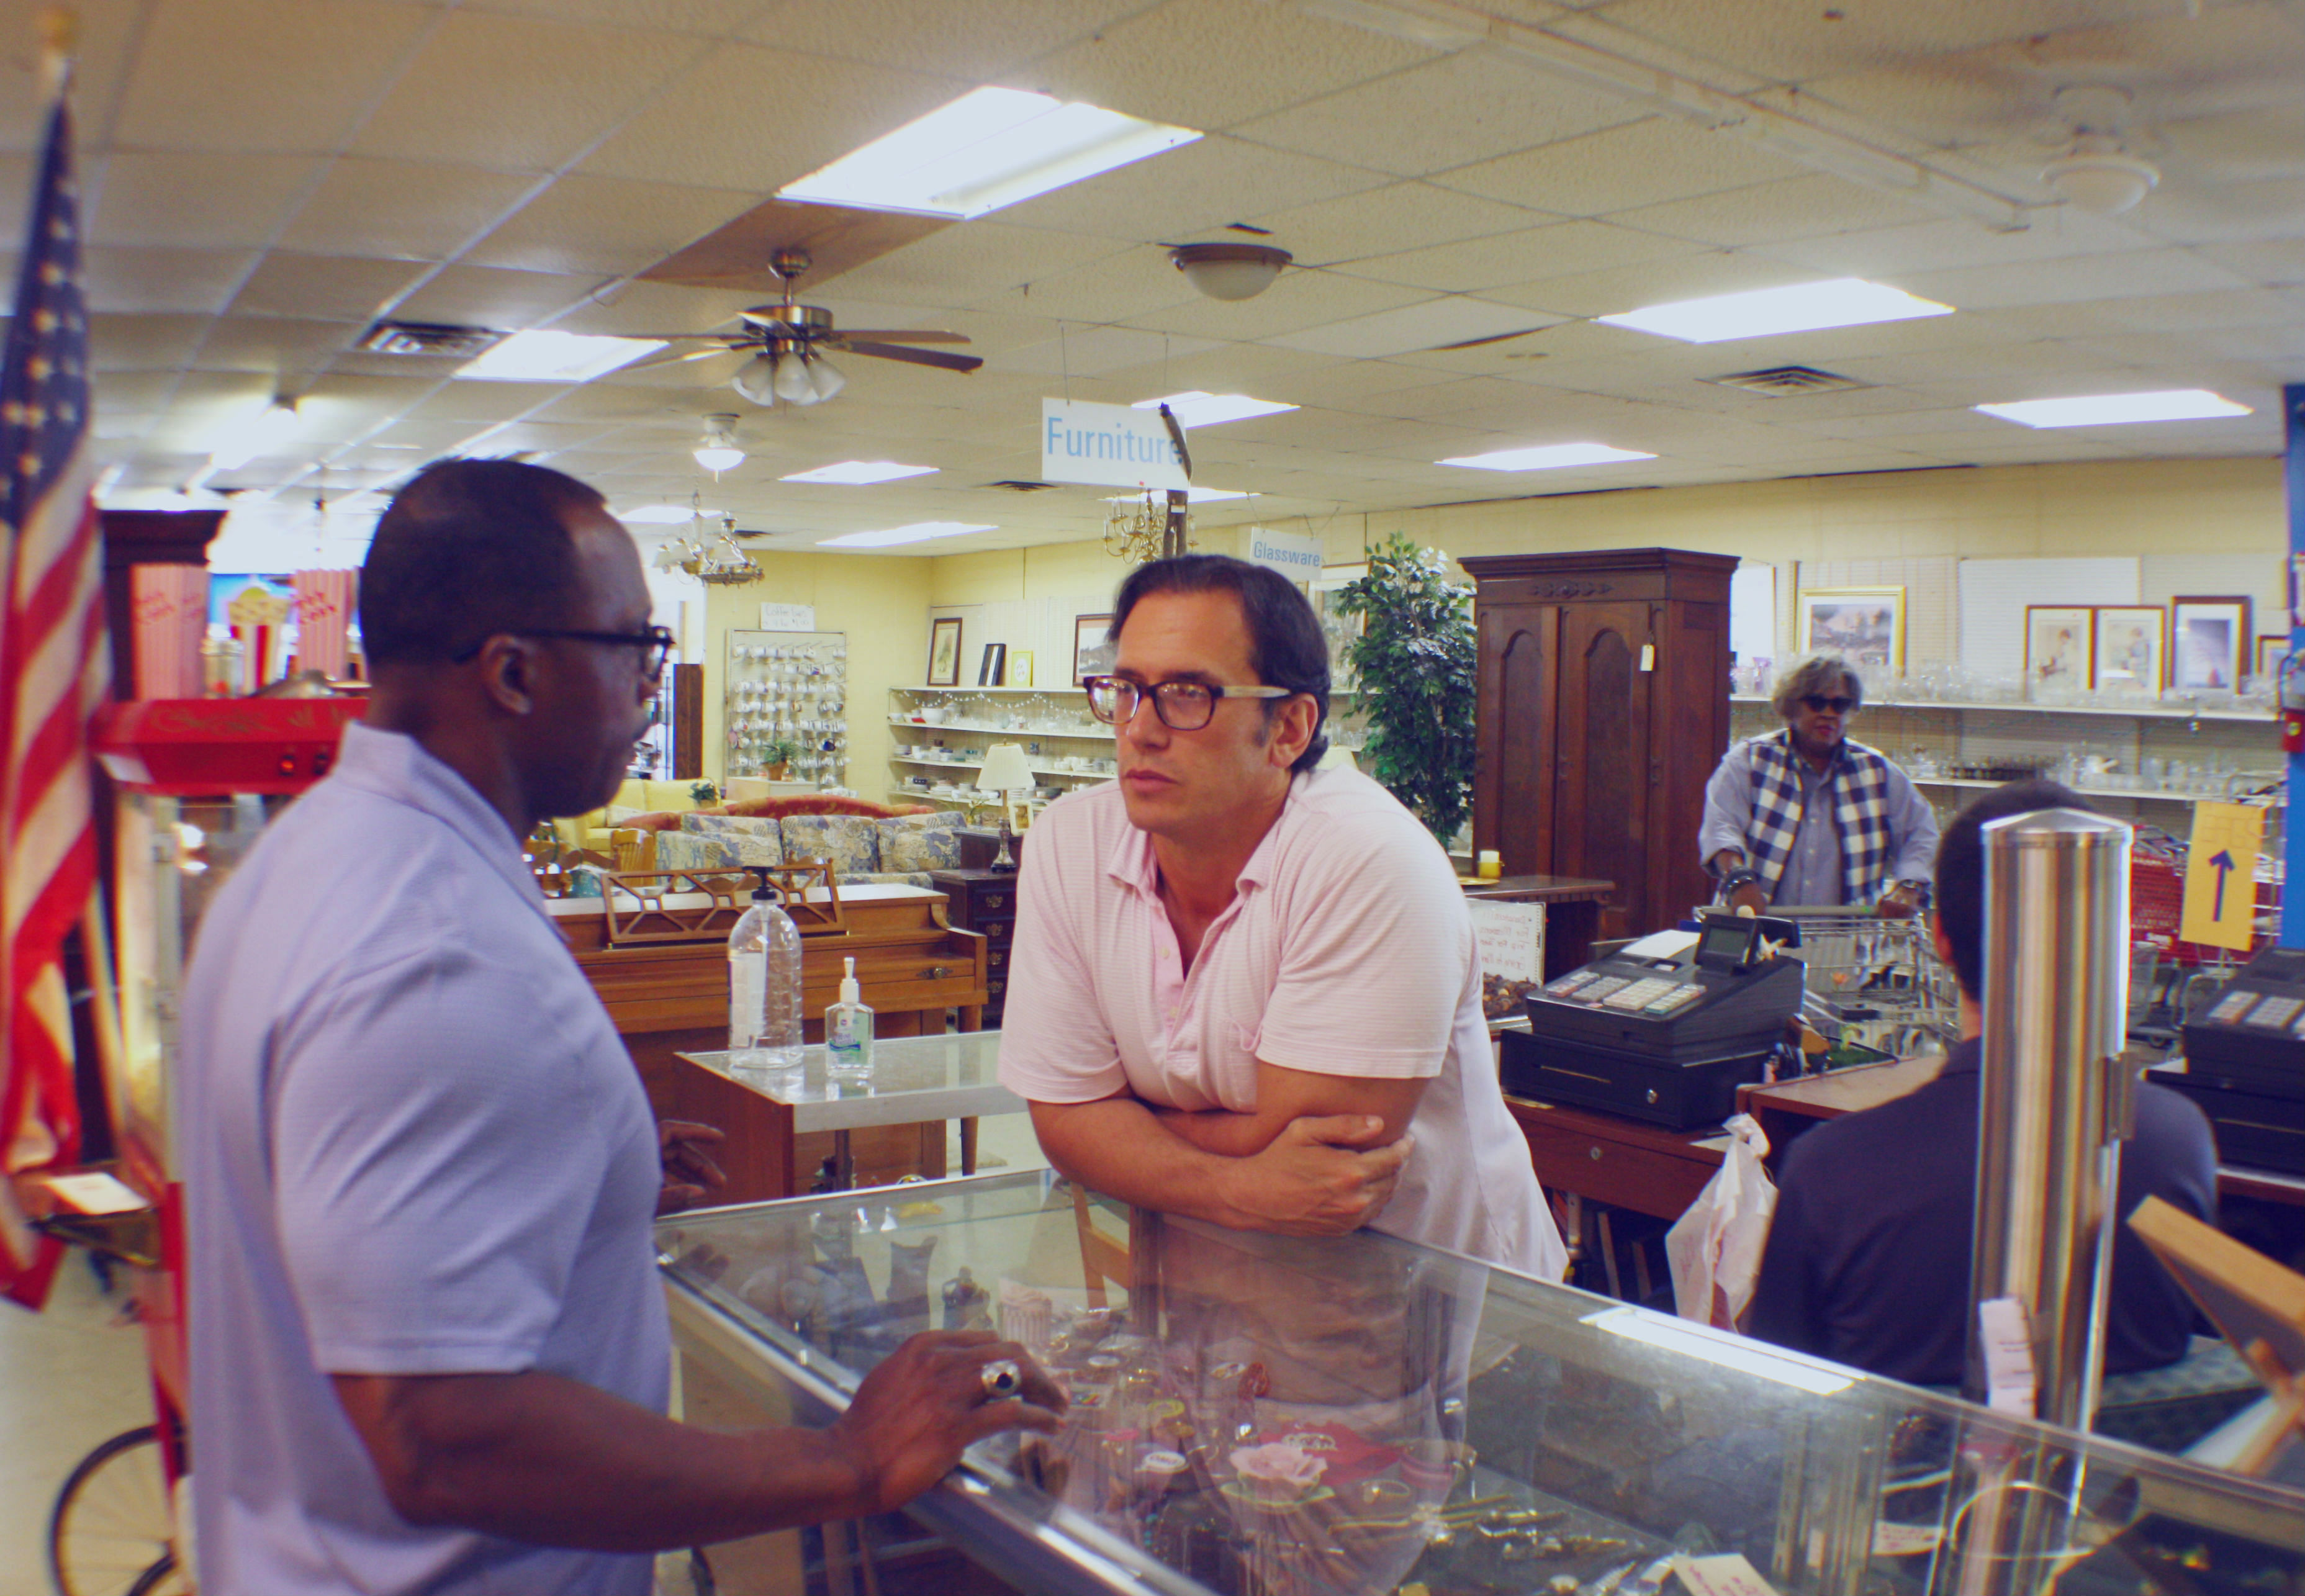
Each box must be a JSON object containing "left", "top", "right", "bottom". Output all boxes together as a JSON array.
[
  {"left": 1332, "top": 532, "right": 1478, "bottom": 849},
  {"left": 760, "top": 737, "right": 801, "bottom": 780}
]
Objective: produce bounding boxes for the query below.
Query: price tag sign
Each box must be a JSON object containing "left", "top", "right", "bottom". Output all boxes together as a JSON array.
[
  {"left": 1469, "top": 901, "right": 1545, "bottom": 983},
  {"left": 1674, "top": 1553, "right": 1780, "bottom": 1596},
  {"left": 2181, "top": 802, "right": 2263, "bottom": 952}
]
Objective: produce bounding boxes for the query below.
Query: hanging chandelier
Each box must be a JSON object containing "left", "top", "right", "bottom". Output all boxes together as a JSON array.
[
  {"left": 649, "top": 495, "right": 762, "bottom": 585},
  {"left": 1104, "top": 490, "right": 1191, "bottom": 565}
]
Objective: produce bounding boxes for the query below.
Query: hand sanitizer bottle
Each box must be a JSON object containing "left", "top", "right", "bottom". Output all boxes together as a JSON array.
[
  {"left": 728, "top": 867, "right": 804, "bottom": 1070},
  {"left": 825, "top": 956, "right": 874, "bottom": 1081}
]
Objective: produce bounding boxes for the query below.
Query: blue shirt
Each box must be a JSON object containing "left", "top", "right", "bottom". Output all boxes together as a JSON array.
[
  {"left": 181, "top": 723, "right": 669, "bottom": 1595},
  {"left": 1746, "top": 1038, "right": 2216, "bottom": 1387},
  {"left": 1698, "top": 736, "right": 1939, "bottom": 906}
]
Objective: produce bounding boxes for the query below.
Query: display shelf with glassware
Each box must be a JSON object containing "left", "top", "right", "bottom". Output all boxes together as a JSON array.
[
  {"left": 661, "top": 1167, "right": 2305, "bottom": 1596},
  {"left": 726, "top": 631, "right": 846, "bottom": 787},
  {"left": 888, "top": 684, "right": 1368, "bottom": 810}
]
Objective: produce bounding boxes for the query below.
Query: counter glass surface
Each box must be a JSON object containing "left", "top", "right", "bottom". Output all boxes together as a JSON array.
[
  {"left": 677, "top": 1032, "right": 1022, "bottom": 1131},
  {"left": 659, "top": 1171, "right": 2305, "bottom": 1596}
]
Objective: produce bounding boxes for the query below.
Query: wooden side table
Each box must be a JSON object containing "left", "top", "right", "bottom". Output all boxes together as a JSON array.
[
  {"left": 1505, "top": 1094, "right": 1728, "bottom": 1299},
  {"left": 928, "top": 868, "right": 1022, "bottom": 1024}
]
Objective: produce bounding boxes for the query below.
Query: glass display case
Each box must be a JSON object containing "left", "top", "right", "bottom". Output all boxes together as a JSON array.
[{"left": 661, "top": 1171, "right": 2305, "bottom": 1596}]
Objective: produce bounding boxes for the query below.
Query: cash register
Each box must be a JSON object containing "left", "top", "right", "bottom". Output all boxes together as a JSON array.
[
  {"left": 1500, "top": 913, "right": 1804, "bottom": 1128},
  {"left": 2147, "top": 945, "right": 2305, "bottom": 1174}
]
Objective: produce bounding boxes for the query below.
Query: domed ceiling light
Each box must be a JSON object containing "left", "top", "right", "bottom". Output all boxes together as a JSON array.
[
  {"left": 2041, "top": 86, "right": 2159, "bottom": 217},
  {"left": 1169, "top": 241, "right": 1294, "bottom": 301}
]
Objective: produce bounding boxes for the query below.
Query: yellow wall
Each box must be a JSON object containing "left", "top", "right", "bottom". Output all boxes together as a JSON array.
[{"left": 701, "top": 550, "right": 934, "bottom": 795}]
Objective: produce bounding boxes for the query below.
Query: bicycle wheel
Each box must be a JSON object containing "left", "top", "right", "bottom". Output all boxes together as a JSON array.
[{"left": 49, "top": 1425, "right": 187, "bottom": 1596}]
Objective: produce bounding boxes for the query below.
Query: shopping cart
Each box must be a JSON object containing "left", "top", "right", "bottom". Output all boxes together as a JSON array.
[{"left": 1766, "top": 905, "right": 1964, "bottom": 1060}]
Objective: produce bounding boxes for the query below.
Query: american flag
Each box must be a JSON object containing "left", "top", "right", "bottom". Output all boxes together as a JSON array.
[{"left": 0, "top": 87, "right": 107, "bottom": 1310}]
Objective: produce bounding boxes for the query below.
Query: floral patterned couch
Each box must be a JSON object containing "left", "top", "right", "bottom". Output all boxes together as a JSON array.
[{"left": 652, "top": 808, "right": 967, "bottom": 886}]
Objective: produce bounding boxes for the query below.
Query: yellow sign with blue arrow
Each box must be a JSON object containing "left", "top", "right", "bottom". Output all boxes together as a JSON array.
[{"left": 2181, "top": 802, "right": 2264, "bottom": 952}]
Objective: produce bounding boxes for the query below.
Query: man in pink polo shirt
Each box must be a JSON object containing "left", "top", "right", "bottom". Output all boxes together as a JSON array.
[{"left": 999, "top": 555, "right": 1566, "bottom": 1279}]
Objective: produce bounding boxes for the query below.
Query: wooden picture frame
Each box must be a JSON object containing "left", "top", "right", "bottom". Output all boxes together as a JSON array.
[
  {"left": 926, "top": 616, "right": 963, "bottom": 687},
  {"left": 977, "top": 641, "right": 1007, "bottom": 686},
  {"left": 2170, "top": 595, "right": 2252, "bottom": 692},
  {"left": 1073, "top": 613, "right": 1114, "bottom": 686},
  {"left": 2258, "top": 636, "right": 2287, "bottom": 682},
  {"left": 1796, "top": 587, "right": 1904, "bottom": 675},
  {"left": 2023, "top": 605, "right": 2094, "bottom": 698},
  {"left": 2090, "top": 605, "right": 2165, "bottom": 696}
]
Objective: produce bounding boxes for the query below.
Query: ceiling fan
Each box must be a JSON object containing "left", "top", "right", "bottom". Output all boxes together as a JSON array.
[{"left": 631, "top": 247, "right": 981, "bottom": 407}]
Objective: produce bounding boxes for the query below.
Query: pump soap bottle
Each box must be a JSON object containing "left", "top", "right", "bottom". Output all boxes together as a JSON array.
[{"left": 825, "top": 956, "right": 875, "bottom": 1081}]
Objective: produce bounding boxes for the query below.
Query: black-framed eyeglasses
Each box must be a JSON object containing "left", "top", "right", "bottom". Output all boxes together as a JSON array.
[
  {"left": 453, "top": 625, "right": 675, "bottom": 680},
  {"left": 1800, "top": 694, "right": 1857, "bottom": 715},
  {"left": 1084, "top": 674, "right": 1295, "bottom": 732}
]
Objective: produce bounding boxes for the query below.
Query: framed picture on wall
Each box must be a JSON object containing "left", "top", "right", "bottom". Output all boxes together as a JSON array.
[
  {"left": 1009, "top": 649, "right": 1034, "bottom": 688},
  {"left": 2170, "top": 595, "right": 2252, "bottom": 692},
  {"left": 2024, "top": 606, "right": 2093, "bottom": 698},
  {"left": 2091, "top": 606, "right": 2165, "bottom": 696},
  {"left": 926, "top": 616, "right": 963, "bottom": 687},
  {"left": 1796, "top": 587, "right": 1904, "bottom": 675},
  {"left": 1073, "top": 613, "right": 1114, "bottom": 685},
  {"left": 978, "top": 642, "right": 1007, "bottom": 686},
  {"left": 2257, "top": 636, "right": 2287, "bottom": 682}
]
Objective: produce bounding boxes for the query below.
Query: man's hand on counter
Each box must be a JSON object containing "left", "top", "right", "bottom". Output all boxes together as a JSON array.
[
  {"left": 1220, "top": 1114, "right": 1414, "bottom": 1238},
  {"left": 656, "top": 1118, "right": 727, "bottom": 1215},
  {"left": 829, "top": 1331, "right": 1067, "bottom": 1514}
]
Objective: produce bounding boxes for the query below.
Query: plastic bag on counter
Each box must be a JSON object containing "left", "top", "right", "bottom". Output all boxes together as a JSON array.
[{"left": 1665, "top": 1113, "right": 1777, "bottom": 1330}]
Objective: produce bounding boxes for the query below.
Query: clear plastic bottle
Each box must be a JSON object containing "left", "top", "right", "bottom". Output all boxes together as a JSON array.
[
  {"left": 825, "top": 955, "right": 875, "bottom": 1081},
  {"left": 728, "top": 868, "right": 805, "bottom": 1069}
]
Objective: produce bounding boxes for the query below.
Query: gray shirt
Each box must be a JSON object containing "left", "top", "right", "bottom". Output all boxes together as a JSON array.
[
  {"left": 181, "top": 723, "right": 668, "bottom": 1594},
  {"left": 1698, "top": 736, "right": 1939, "bottom": 906}
]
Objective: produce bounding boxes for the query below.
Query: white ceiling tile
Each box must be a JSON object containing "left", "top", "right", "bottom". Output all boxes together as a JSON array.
[
  {"left": 577, "top": 43, "right": 962, "bottom": 191},
  {"left": 352, "top": 11, "right": 710, "bottom": 171},
  {"left": 1749, "top": 210, "right": 2164, "bottom": 277},
  {"left": 1232, "top": 48, "right": 1647, "bottom": 178},
  {"left": 462, "top": 175, "right": 759, "bottom": 276},
  {"left": 1266, "top": 296, "right": 1565, "bottom": 358},
  {"left": 955, "top": 250, "right": 1202, "bottom": 323},
  {"left": 387, "top": 264, "right": 598, "bottom": 328},
  {"left": 1023, "top": 0, "right": 1441, "bottom": 133},
  {"left": 1611, "top": 173, "right": 1948, "bottom": 250},
  {"left": 91, "top": 314, "right": 209, "bottom": 372},
  {"left": 465, "top": 0, "right": 766, "bottom": 34},
  {"left": 279, "top": 159, "right": 541, "bottom": 262},
  {"left": 987, "top": 326, "right": 1219, "bottom": 379},
  {"left": 1121, "top": 269, "right": 1432, "bottom": 341},
  {"left": 1431, "top": 116, "right": 1809, "bottom": 215},
  {"left": 87, "top": 246, "right": 256, "bottom": 314},
  {"left": 194, "top": 317, "right": 362, "bottom": 379},
  {"left": 1484, "top": 251, "right": 1809, "bottom": 318},
  {"left": 1330, "top": 219, "right": 1689, "bottom": 293},
  {"left": 734, "top": 0, "right": 1140, "bottom": 77},
  {"left": 823, "top": 224, "right": 1129, "bottom": 304},
  {"left": 88, "top": 154, "right": 322, "bottom": 250},
  {"left": 1897, "top": 246, "right": 2252, "bottom": 309},
  {"left": 112, "top": 0, "right": 435, "bottom": 154},
  {"left": 2130, "top": 179, "right": 2305, "bottom": 245},
  {"left": 1237, "top": 181, "right": 1552, "bottom": 264},
  {"left": 0, "top": 0, "right": 146, "bottom": 155},
  {"left": 227, "top": 253, "right": 428, "bottom": 321}
]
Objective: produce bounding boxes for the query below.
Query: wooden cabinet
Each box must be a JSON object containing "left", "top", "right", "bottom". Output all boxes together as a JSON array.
[
  {"left": 928, "top": 868, "right": 1020, "bottom": 1024},
  {"left": 1462, "top": 548, "right": 1736, "bottom": 942}
]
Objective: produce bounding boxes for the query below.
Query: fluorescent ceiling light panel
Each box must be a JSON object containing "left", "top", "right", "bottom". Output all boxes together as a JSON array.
[
  {"left": 1104, "top": 486, "right": 1255, "bottom": 503},
  {"left": 781, "top": 461, "right": 940, "bottom": 485},
  {"left": 620, "top": 503, "right": 717, "bottom": 525},
  {"left": 1440, "top": 443, "right": 1656, "bottom": 472},
  {"left": 778, "top": 86, "right": 1200, "bottom": 220},
  {"left": 454, "top": 330, "right": 665, "bottom": 383},
  {"left": 1582, "top": 1307, "right": 1853, "bottom": 1395},
  {"left": 1974, "top": 389, "right": 2252, "bottom": 428},
  {"left": 818, "top": 521, "right": 996, "bottom": 550},
  {"left": 1133, "top": 392, "right": 1298, "bottom": 428},
  {"left": 1598, "top": 277, "right": 1952, "bottom": 343}
]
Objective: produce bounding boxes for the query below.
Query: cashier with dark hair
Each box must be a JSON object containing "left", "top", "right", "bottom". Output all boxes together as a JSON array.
[{"left": 1745, "top": 780, "right": 2216, "bottom": 1387}]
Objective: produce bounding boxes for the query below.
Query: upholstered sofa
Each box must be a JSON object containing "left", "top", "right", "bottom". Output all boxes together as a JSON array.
[{"left": 651, "top": 803, "right": 967, "bottom": 887}]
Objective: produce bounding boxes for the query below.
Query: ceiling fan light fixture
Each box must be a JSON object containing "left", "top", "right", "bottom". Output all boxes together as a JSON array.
[
  {"left": 2041, "top": 142, "right": 2158, "bottom": 215},
  {"left": 692, "top": 414, "right": 745, "bottom": 475},
  {"left": 733, "top": 353, "right": 777, "bottom": 406},
  {"left": 808, "top": 356, "right": 847, "bottom": 403},
  {"left": 774, "top": 353, "right": 819, "bottom": 405},
  {"left": 1170, "top": 241, "right": 1294, "bottom": 301}
]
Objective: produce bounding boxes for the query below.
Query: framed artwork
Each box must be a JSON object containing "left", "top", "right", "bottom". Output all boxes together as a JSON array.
[
  {"left": 1311, "top": 565, "right": 1368, "bottom": 687},
  {"left": 2257, "top": 636, "right": 2287, "bottom": 682},
  {"left": 2091, "top": 606, "right": 2165, "bottom": 695},
  {"left": 926, "top": 616, "right": 963, "bottom": 687},
  {"left": 1009, "top": 649, "right": 1034, "bottom": 688},
  {"left": 1796, "top": 587, "right": 1904, "bottom": 675},
  {"left": 1073, "top": 613, "right": 1114, "bottom": 686},
  {"left": 2023, "top": 606, "right": 2094, "bottom": 698},
  {"left": 2170, "top": 595, "right": 2252, "bottom": 692},
  {"left": 977, "top": 642, "right": 1007, "bottom": 687}
]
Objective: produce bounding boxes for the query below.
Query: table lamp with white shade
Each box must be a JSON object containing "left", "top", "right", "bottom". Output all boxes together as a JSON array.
[{"left": 975, "top": 743, "right": 1035, "bottom": 872}]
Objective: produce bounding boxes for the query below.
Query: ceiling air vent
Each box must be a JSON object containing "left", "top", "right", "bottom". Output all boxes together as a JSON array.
[
  {"left": 983, "top": 479, "right": 1060, "bottom": 492},
  {"left": 357, "top": 320, "right": 503, "bottom": 359},
  {"left": 1704, "top": 365, "right": 1874, "bottom": 397}
]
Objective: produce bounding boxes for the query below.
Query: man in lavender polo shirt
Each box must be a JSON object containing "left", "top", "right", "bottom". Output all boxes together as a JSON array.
[
  {"left": 999, "top": 554, "right": 1566, "bottom": 1280},
  {"left": 180, "top": 461, "right": 1058, "bottom": 1594}
]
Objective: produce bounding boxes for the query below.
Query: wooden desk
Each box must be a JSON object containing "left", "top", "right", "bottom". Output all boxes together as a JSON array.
[
  {"left": 1505, "top": 1096, "right": 1727, "bottom": 1222},
  {"left": 1463, "top": 873, "right": 1615, "bottom": 978}
]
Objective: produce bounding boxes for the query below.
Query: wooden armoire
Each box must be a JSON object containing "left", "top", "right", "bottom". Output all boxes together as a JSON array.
[{"left": 1461, "top": 548, "right": 1737, "bottom": 942}]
